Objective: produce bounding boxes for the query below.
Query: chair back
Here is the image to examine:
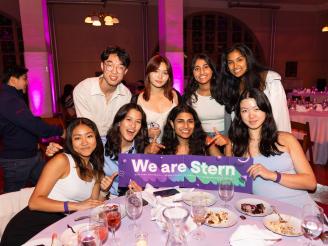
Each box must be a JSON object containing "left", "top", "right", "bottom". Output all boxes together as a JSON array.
[{"left": 291, "top": 121, "right": 314, "bottom": 163}]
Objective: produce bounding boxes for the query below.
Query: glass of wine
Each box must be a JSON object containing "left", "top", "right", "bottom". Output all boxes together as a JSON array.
[
  {"left": 90, "top": 208, "right": 109, "bottom": 244},
  {"left": 104, "top": 204, "right": 121, "bottom": 244},
  {"left": 77, "top": 224, "right": 102, "bottom": 246},
  {"left": 148, "top": 121, "right": 161, "bottom": 142},
  {"left": 125, "top": 190, "right": 143, "bottom": 231},
  {"left": 301, "top": 204, "right": 324, "bottom": 245},
  {"left": 218, "top": 178, "right": 234, "bottom": 208},
  {"left": 191, "top": 198, "right": 207, "bottom": 240}
]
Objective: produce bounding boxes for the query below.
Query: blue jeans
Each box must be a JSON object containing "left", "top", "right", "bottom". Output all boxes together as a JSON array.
[{"left": 0, "top": 151, "right": 45, "bottom": 193}]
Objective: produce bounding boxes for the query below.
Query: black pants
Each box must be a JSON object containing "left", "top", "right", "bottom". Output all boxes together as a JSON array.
[{"left": 0, "top": 207, "right": 65, "bottom": 246}]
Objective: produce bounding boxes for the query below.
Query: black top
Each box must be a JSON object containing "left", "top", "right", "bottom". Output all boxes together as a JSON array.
[{"left": 0, "top": 84, "right": 63, "bottom": 159}]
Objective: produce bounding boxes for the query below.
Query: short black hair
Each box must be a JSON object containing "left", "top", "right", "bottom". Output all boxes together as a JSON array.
[
  {"left": 2, "top": 66, "right": 28, "bottom": 84},
  {"left": 100, "top": 46, "right": 131, "bottom": 68}
]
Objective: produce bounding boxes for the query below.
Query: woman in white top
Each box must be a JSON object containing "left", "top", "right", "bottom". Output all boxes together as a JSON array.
[
  {"left": 1, "top": 118, "right": 112, "bottom": 245},
  {"left": 131, "top": 54, "right": 180, "bottom": 143},
  {"left": 183, "top": 53, "right": 231, "bottom": 152},
  {"left": 218, "top": 43, "right": 291, "bottom": 132}
]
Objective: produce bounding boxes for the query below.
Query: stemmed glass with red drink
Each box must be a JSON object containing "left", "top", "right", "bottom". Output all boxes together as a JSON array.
[{"left": 104, "top": 204, "right": 121, "bottom": 244}]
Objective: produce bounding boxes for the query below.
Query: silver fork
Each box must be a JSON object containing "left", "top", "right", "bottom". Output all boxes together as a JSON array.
[{"left": 271, "top": 206, "right": 287, "bottom": 223}]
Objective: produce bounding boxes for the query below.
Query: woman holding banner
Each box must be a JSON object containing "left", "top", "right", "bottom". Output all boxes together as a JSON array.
[
  {"left": 229, "top": 88, "right": 316, "bottom": 207},
  {"left": 161, "top": 104, "right": 231, "bottom": 156}
]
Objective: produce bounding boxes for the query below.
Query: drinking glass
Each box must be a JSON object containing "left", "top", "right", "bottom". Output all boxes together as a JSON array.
[
  {"left": 218, "top": 178, "right": 234, "bottom": 208},
  {"left": 148, "top": 122, "right": 160, "bottom": 142},
  {"left": 301, "top": 204, "right": 324, "bottom": 245},
  {"left": 191, "top": 198, "right": 207, "bottom": 240},
  {"left": 104, "top": 204, "right": 121, "bottom": 244},
  {"left": 125, "top": 190, "right": 143, "bottom": 231},
  {"left": 77, "top": 224, "right": 102, "bottom": 246},
  {"left": 90, "top": 208, "right": 109, "bottom": 243}
]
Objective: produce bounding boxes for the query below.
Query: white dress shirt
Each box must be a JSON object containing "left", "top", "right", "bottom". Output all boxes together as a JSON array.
[{"left": 73, "top": 77, "right": 131, "bottom": 136}]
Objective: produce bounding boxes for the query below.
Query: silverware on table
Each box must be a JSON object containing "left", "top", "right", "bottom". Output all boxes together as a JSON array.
[
  {"left": 74, "top": 215, "right": 90, "bottom": 221},
  {"left": 67, "top": 224, "right": 76, "bottom": 234},
  {"left": 271, "top": 206, "right": 287, "bottom": 223}
]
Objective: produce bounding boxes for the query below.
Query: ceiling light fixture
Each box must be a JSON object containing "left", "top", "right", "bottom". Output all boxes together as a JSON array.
[
  {"left": 322, "top": 25, "right": 328, "bottom": 32},
  {"left": 84, "top": 0, "right": 119, "bottom": 27}
]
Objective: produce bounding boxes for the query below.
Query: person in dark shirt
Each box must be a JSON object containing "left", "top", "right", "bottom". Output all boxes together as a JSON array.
[{"left": 0, "top": 66, "right": 64, "bottom": 193}]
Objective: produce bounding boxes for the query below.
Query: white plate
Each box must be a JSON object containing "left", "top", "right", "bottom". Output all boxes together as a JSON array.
[
  {"left": 205, "top": 207, "right": 238, "bottom": 228},
  {"left": 263, "top": 213, "right": 303, "bottom": 237},
  {"left": 60, "top": 223, "right": 88, "bottom": 246},
  {"left": 182, "top": 191, "right": 217, "bottom": 206},
  {"left": 93, "top": 203, "right": 126, "bottom": 219},
  {"left": 23, "top": 237, "right": 52, "bottom": 246},
  {"left": 235, "top": 198, "right": 273, "bottom": 217}
]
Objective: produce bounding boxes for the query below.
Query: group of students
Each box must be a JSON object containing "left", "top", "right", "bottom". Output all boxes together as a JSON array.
[{"left": 0, "top": 43, "right": 316, "bottom": 245}]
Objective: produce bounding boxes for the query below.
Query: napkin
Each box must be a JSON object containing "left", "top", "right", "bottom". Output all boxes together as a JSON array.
[
  {"left": 142, "top": 184, "right": 197, "bottom": 233},
  {"left": 230, "top": 225, "right": 282, "bottom": 246},
  {"left": 295, "top": 105, "right": 309, "bottom": 112}
]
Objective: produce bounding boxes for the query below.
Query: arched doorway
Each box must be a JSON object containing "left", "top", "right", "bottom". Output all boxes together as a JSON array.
[
  {"left": 0, "top": 13, "right": 24, "bottom": 74},
  {"left": 183, "top": 12, "right": 264, "bottom": 76}
]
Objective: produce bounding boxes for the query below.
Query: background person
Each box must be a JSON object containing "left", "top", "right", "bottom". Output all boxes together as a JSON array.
[{"left": 0, "top": 66, "right": 64, "bottom": 193}]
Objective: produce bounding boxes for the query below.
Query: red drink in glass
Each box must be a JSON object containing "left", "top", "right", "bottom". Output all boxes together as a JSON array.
[{"left": 107, "top": 211, "right": 121, "bottom": 231}]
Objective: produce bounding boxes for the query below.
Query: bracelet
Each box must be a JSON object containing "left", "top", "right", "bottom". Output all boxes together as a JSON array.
[
  {"left": 64, "top": 201, "right": 70, "bottom": 214},
  {"left": 274, "top": 171, "right": 282, "bottom": 183}
]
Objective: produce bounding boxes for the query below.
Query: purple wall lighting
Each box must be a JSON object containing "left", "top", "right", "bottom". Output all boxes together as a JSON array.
[{"left": 166, "top": 52, "right": 184, "bottom": 93}]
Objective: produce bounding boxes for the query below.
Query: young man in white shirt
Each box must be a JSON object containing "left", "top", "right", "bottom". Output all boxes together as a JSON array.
[{"left": 73, "top": 46, "right": 132, "bottom": 138}]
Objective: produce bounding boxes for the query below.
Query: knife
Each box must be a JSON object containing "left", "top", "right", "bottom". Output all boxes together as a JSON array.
[{"left": 74, "top": 215, "right": 90, "bottom": 221}]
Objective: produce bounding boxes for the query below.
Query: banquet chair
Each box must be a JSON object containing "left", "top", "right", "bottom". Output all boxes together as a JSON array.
[
  {"left": 291, "top": 121, "right": 314, "bottom": 164},
  {"left": 0, "top": 187, "right": 34, "bottom": 241}
]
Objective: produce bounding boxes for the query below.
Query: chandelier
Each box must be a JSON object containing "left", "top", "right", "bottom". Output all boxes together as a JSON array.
[{"left": 84, "top": 0, "right": 119, "bottom": 27}]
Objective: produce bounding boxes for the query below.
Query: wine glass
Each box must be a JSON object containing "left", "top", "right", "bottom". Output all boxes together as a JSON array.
[
  {"left": 301, "top": 204, "right": 324, "bottom": 245},
  {"left": 77, "top": 224, "right": 102, "bottom": 246},
  {"left": 125, "top": 190, "right": 143, "bottom": 231},
  {"left": 90, "top": 208, "right": 109, "bottom": 243},
  {"left": 148, "top": 121, "right": 161, "bottom": 142},
  {"left": 191, "top": 198, "right": 207, "bottom": 240},
  {"left": 218, "top": 178, "right": 234, "bottom": 208},
  {"left": 104, "top": 204, "right": 121, "bottom": 244}
]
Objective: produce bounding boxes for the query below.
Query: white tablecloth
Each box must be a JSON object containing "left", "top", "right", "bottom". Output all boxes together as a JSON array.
[
  {"left": 26, "top": 191, "right": 325, "bottom": 246},
  {"left": 289, "top": 110, "right": 328, "bottom": 165}
]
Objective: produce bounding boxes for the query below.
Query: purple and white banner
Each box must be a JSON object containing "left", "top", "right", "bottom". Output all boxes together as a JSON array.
[{"left": 118, "top": 154, "right": 253, "bottom": 193}]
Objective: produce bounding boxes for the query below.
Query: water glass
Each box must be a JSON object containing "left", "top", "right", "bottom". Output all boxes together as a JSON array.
[
  {"left": 301, "top": 204, "right": 324, "bottom": 245},
  {"left": 191, "top": 198, "right": 207, "bottom": 240},
  {"left": 125, "top": 190, "right": 143, "bottom": 231},
  {"left": 77, "top": 224, "right": 102, "bottom": 246},
  {"left": 218, "top": 178, "right": 234, "bottom": 208}
]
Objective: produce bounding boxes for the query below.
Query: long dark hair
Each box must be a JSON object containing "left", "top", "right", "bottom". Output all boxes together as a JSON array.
[
  {"left": 64, "top": 118, "right": 104, "bottom": 181},
  {"left": 143, "top": 54, "right": 174, "bottom": 101},
  {"left": 105, "top": 103, "right": 149, "bottom": 160},
  {"left": 161, "top": 104, "right": 207, "bottom": 155},
  {"left": 218, "top": 43, "right": 268, "bottom": 113},
  {"left": 183, "top": 54, "right": 220, "bottom": 105},
  {"left": 229, "top": 88, "right": 282, "bottom": 157}
]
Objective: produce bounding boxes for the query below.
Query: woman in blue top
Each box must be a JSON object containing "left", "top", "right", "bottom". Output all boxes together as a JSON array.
[
  {"left": 104, "top": 103, "right": 161, "bottom": 196},
  {"left": 229, "top": 88, "right": 316, "bottom": 208}
]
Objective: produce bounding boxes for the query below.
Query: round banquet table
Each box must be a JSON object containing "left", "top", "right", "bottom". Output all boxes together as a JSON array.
[
  {"left": 26, "top": 191, "right": 325, "bottom": 246},
  {"left": 289, "top": 109, "right": 328, "bottom": 165}
]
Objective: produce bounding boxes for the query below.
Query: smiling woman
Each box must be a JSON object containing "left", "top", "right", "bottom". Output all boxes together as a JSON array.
[{"left": 104, "top": 103, "right": 149, "bottom": 196}]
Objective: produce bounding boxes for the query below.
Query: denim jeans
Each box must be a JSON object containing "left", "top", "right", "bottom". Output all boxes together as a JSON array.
[{"left": 0, "top": 151, "right": 45, "bottom": 193}]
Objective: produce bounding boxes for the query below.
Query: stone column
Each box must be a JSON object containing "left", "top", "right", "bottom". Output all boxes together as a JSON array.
[
  {"left": 158, "top": 0, "right": 184, "bottom": 93},
  {"left": 19, "top": 0, "right": 56, "bottom": 116}
]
